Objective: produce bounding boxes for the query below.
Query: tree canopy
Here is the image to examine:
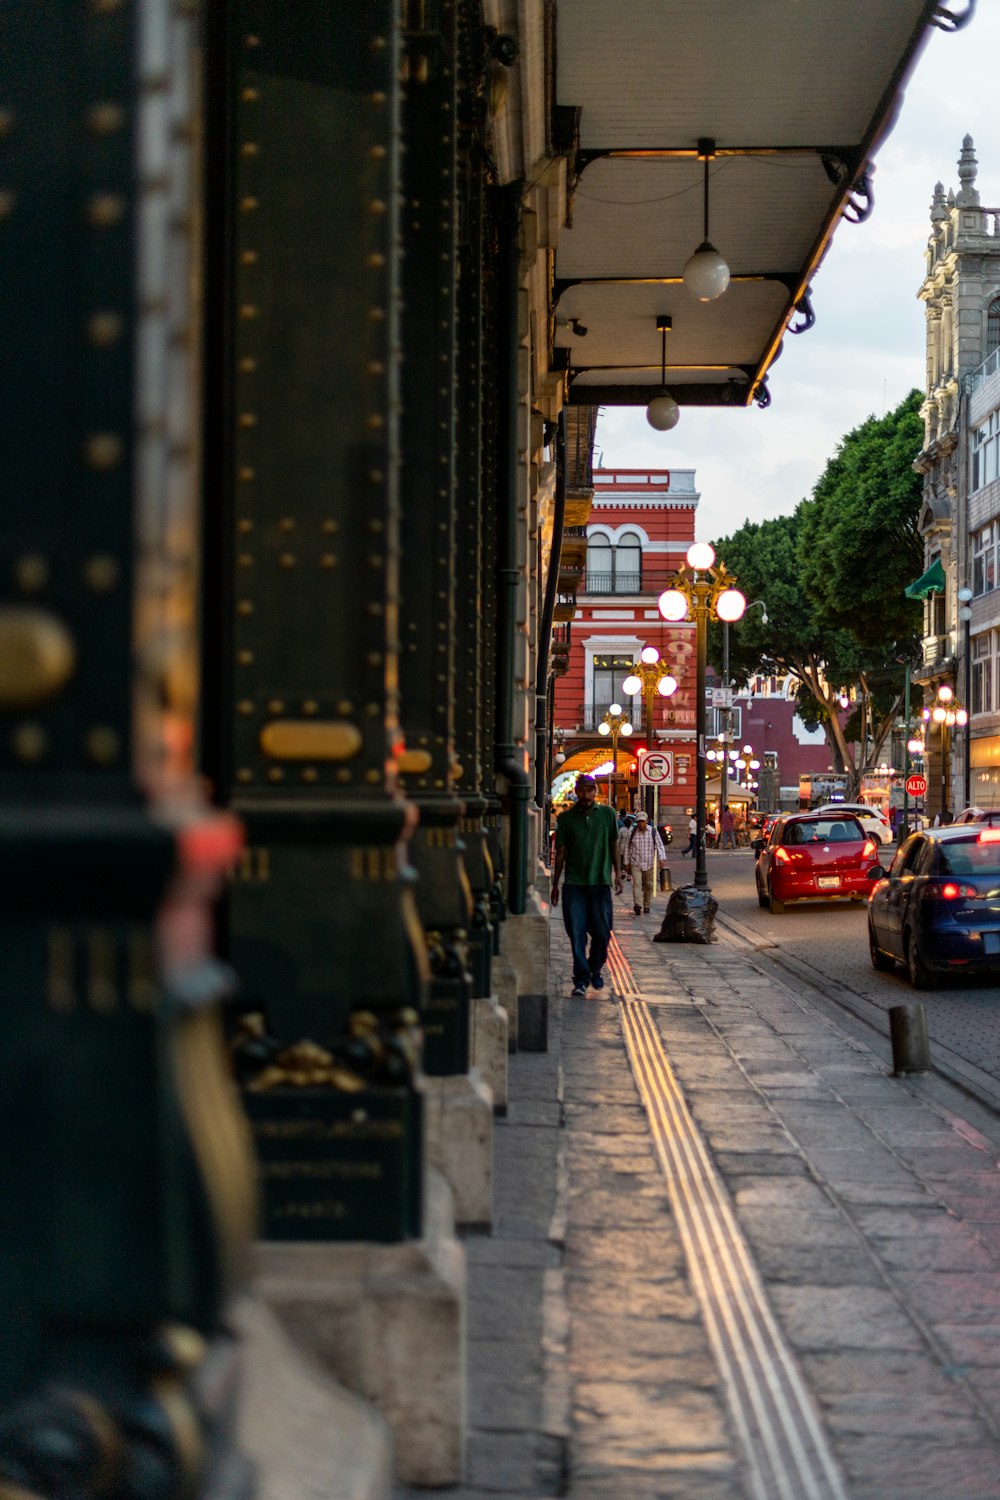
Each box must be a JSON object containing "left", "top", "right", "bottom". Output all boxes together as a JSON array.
[{"left": 707, "top": 389, "right": 925, "bottom": 793}]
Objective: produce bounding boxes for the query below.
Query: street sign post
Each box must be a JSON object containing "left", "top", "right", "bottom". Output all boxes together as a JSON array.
[
  {"left": 638, "top": 750, "right": 674, "bottom": 786},
  {"left": 905, "top": 773, "right": 927, "bottom": 798}
]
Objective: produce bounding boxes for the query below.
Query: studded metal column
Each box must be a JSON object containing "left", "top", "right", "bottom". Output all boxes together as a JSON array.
[
  {"left": 479, "top": 193, "right": 506, "bottom": 944},
  {"left": 453, "top": 8, "right": 496, "bottom": 1001},
  {"left": 202, "top": 3, "right": 424, "bottom": 1241},
  {"left": 0, "top": 2, "right": 255, "bottom": 1495},
  {"left": 397, "top": 1, "right": 475, "bottom": 1073}
]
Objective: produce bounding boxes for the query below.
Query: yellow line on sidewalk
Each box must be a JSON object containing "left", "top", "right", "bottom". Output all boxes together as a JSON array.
[{"left": 613, "top": 937, "right": 849, "bottom": 1500}]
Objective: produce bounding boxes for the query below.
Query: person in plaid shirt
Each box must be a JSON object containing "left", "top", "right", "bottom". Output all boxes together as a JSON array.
[{"left": 621, "top": 809, "right": 666, "bottom": 915}]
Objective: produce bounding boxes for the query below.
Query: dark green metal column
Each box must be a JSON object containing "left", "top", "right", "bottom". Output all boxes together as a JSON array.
[
  {"left": 397, "top": 2, "right": 474, "bottom": 1074},
  {"left": 453, "top": 13, "right": 495, "bottom": 1003},
  {"left": 0, "top": 3, "right": 255, "bottom": 1494},
  {"left": 478, "top": 192, "right": 506, "bottom": 947},
  {"left": 203, "top": 3, "right": 425, "bottom": 1242}
]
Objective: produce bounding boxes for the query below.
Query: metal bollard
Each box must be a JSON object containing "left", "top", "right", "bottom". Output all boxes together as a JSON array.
[{"left": 889, "top": 1003, "right": 931, "bottom": 1075}]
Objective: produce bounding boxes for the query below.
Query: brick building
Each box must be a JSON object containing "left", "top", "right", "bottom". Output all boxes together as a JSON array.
[{"left": 552, "top": 468, "right": 846, "bottom": 827}]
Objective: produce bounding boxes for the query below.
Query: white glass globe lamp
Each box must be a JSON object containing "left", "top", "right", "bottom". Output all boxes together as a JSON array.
[
  {"left": 686, "top": 541, "right": 715, "bottom": 571},
  {"left": 715, "top": 588, "right": 746, "bottom": 622},
  {"left": 658, "top": 589, "right": 689, "bottom": 622},
  {"left": 597, "top": 721, "right": 610, "bottom": 736},
  {"left": 657, "top": 674, "right": 678, "bottom": 697},
  {"left": 932, "top": 706, "right": 947, "bottom": 724},
  {"left": 621, "top": 673, "right": 642, "bottom": 696},
  {"left": 609, "top": 702, "right": 622, "bottom": 715},
  {"left": 646, "top": 391, "right": 680, "bottom": 431},
  {"left": 640, "top": 646, "right": 660, "bottom": 665},
  {"left": 956, "top": 708, "right": 969, "bottom": 726},
  {"left": 620, "top": 722, "right": 633, "bottom": 737},
  {"left": 937, "top": 684, "right": 954, "bottom": 704},
  {"left": 683, "top": 242, "right": 730, "bottom": 303}
]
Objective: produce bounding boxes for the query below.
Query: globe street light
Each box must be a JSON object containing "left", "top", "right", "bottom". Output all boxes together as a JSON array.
[
  {"left": 924, "top": 684, "right": 968, "bottom": 821},
  {"left": 659, "top": 543, "right": 745, "bottom": 890},
  {"left": 597, "top": 703, "right": 634, "bottom": 807},
  {"left": 621, "top": 646, "right": 678, "bottom": 819}
]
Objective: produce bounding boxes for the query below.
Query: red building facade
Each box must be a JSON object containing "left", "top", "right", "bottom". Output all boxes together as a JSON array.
[
  {"left": 553, "top": 468, "right": 699, "bottom": 825},
  {"left": 552, "top": 468, "right": 839, "bottom": 827}
]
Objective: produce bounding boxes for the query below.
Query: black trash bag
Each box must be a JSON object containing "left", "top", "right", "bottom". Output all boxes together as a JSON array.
[{"left": 653, "top": 883, "right": 718, "bottom": 945}]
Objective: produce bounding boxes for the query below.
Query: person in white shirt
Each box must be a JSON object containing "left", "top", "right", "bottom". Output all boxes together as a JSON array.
[{"left": 621, "top": 809, "right": 667, "bottom": 915}]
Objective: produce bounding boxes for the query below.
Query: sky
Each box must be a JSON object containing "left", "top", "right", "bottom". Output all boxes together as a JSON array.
[{"left": 593, "top": 5, "right": 1000, "bottom": 545}]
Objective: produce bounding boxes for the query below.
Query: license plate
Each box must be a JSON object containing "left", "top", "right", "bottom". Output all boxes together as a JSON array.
[
  {"left": 816, "top": 876, "right": 841, "bottom": 889},
  {"left": 984, "top": 932, "right": 1000, "bottom": 955}
]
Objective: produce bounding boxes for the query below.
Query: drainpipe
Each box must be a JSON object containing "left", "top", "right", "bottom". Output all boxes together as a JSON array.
[
  {"left": 494, "top": 181, "right": 529, "bottom": 915},
  {"left": 534, "top": 411, "right": 567, "bottom": 807}
]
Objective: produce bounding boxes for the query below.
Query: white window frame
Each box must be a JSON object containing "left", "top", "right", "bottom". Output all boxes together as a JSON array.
[
  {"left": 972, "top": 629, "right": 995, "bottom": 717},
  {"left": 973, "top": 524, "right": 997, "bottom": 598}
]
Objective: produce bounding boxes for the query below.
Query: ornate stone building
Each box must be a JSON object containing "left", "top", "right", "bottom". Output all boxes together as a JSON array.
[{"left": 916, "top": 137, "right": 1000, "bottom": 812}]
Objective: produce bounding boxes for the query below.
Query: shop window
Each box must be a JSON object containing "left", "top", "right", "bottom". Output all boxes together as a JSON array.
[
  {"left": 584, "top": 531, "right": 643, "bottom": 594},
  {"left": 972, "top": 412, "right": 1000, "bottom": 493},
  {"left": 988, "top": 296, "right": 1000, "bottom": 358},
  {"left": 591, "top": 654, "right": 637, "bottom": 725},
  {"left": 972, "top": 631, "right": 994, "bottom": 716},
  {"left": 973, "top": 525, "right": 997, "bottom": 597}
]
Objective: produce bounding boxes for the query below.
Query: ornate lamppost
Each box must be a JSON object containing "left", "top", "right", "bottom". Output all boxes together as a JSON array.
[
  {"left": 925, "top": 684, "right": 968, "bottom": 822},
  {"left": 658, "top": 543, "right": 746, "bottom": 888},
  {"left": 597, "top": 703, "right": 634, "bottom": 808},
  {"left": 621, "top": 646, "right": 677, "bottom": 818}
]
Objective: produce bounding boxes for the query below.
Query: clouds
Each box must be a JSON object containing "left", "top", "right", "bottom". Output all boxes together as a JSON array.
[{"left": 595, "top": 7, "right": 1000, "bottom": 546}]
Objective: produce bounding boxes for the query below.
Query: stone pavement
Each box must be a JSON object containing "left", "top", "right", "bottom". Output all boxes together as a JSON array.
[{"left": 396, "top": 896, "right": 1000, "bottom": 1499}]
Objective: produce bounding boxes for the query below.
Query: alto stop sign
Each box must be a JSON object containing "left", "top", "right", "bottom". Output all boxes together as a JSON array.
[{"left": 905, "top": 774, "right": 927, "bottom": 797}]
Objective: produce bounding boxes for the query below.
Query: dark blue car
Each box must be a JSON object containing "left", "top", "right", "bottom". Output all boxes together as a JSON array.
[{"left": 868, "top": 826, "right": 1000, "bottom": 988}]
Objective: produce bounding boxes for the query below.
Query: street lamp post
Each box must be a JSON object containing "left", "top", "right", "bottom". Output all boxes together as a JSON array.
[
  {"left": 621, "top": 647, "right": 677, "bottom": 820},
  {"left": 719, "top": 598, "right": 767, "bottom": 820},
  {"left": 926, "top": 684, "right": 968, "bottom": 822},
  {"left": 659, "top": 543, "right": 746, "bottom": 890},
  {"left": 597, "top": 703, "right": 633, "bottom": 809}
]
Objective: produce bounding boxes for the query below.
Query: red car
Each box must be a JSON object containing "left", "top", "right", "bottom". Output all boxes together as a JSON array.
[{"left": 755, "top": 812, "right": 884, "bottom": 914}]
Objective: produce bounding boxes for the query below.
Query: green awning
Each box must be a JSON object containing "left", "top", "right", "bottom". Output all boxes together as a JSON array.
[{"left": 904, "top": 558, "right": 946, "bottom": 600}]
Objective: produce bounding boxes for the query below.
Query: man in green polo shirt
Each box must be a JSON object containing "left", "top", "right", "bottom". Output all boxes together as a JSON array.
[{"left": 551, "top": 774, "right": 623, "bottom": 995}]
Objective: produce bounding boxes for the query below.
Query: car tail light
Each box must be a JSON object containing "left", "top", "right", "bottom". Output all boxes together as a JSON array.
[
  {"left": 979, "top": 829, "right": 1000, "bottom": 844},
  {"left": 774, "top": 847, "right": 791, "bottom": 864},
  {"left": 862, "top": 839, "right": 877, "bottom": 861},
  {"left": 922, "top": 881, "right": 977, "bottom": 900}
]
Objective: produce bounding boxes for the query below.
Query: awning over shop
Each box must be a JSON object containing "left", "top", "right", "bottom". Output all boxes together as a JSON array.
[
  {"left": 554, "top": 0, "right": 940, "bottom": 411},
  {"left": 706, "top": 775, "right": 754, "bottom": 805},
  {"left": 904, "top": 557, "right": 946, "bottom": 599}
]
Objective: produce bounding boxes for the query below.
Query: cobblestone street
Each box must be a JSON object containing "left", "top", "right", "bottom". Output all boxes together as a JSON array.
[{"left": 399, "top": 898, "right": 1000, "bottom": 1499}]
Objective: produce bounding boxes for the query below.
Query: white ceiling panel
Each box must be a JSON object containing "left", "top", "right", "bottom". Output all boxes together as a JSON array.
[
  {"left": 557, "top": 1, "right": 933, "bottom": 149},
  {"left": 551, "top": 0, "right": 945, "bottom": 409}
]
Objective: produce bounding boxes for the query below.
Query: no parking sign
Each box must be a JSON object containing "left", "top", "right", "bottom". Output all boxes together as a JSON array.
[{"left": 638, "top": 750, "right": 674, "bottom": 785}]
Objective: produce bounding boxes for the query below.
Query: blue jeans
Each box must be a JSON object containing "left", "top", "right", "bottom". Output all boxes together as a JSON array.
[{"left": 562, "top": 884, "right": 613, "bottom": 987}]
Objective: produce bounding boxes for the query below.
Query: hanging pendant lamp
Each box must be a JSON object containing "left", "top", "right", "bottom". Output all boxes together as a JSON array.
[
  {"left": 683, "top": 138, "right": 730, "bottom": 303},
  {"left": 645, "top": 314, "right": 680, "bottom": 431}
]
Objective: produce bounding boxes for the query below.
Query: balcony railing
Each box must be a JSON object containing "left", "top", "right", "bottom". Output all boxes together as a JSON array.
[{"left": 580, "top": 565, "right": 680, "bottom": 598}]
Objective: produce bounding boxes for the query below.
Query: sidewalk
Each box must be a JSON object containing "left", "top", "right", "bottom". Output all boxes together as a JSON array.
[{"left": 398, "top": 896, "right": 1000, "bottom": 1499}]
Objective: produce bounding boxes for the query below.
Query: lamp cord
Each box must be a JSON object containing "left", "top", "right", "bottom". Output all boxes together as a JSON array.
[
  {"left": 660, "top": 324, "right": 667, "bottom": 390},
  {"left": 703, "top": 150, "right": 710, "bottom": 241}
]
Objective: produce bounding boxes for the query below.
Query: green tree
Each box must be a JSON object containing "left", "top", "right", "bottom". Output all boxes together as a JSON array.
[{"left": 708, "top": 390, "right": 925, "bottom": 795}]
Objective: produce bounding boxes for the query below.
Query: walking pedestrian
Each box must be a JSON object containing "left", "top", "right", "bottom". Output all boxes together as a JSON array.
[
  {"left": 718, "top": 805, "right": 736, "bottom": 849},
  {"left": 551, "top": 774, "right": 623, "bottom": 995},
  {"left": 621, "top": 809, "right": 666, "bottom": 915},
  {"left": 681, "top": 806, "right": 697, "bottom": 858}
]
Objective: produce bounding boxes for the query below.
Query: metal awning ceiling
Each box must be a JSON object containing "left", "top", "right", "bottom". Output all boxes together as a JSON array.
[{"left": 554, "top": 0, "right": 945, "bottom": 410}]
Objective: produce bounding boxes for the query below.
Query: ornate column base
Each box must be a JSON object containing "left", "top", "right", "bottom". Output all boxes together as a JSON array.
[
  {"left": 499, "top": 889, "right": 552, "bottom": 1052},
  {"left": 471, "top": 995, "right": 508, "bottom": 1113},
  {"left": 252, "top": 1169, "right": 465, "bottom": 1487},
  {"left": 235, "top": 1299, "right": 391, "bottom": 1500},
  {"left": 491, "top": 954, "right": 520, "bottom": 1053},
  {"left": 423, "top": 1074, "right": 494, "bottom": 1229}
]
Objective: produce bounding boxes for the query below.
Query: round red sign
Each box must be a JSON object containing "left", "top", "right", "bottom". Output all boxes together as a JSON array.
[{"left": 905, "top": 774, "right": 927, "bottom": 797}]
